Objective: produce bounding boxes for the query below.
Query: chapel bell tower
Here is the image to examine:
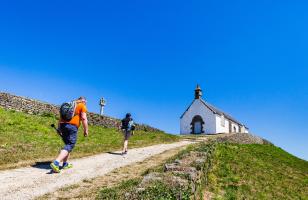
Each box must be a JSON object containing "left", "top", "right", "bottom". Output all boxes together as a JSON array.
[{"left": 195, "top": 84, "right": 202, "bottom": 99}]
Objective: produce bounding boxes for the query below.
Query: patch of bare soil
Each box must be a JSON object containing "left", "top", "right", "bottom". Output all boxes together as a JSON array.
[{"left": 202, "top": 190, "right": 214, "bottom": 200}]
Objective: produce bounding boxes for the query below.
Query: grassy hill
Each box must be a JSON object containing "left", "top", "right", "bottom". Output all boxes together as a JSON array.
[
  {"left": 97, "top": 140, "right": 308, "bottom": 200},
  {"left": 207, "top": 143, "right": 308, "bottom": 199},
  {"left": 0, "top": 107, "right": 179, "bottom": 170}
]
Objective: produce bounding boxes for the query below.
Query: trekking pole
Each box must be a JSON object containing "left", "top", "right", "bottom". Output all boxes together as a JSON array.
[{"left": 51, "top": 124, "right": 62, "bottom": 136}]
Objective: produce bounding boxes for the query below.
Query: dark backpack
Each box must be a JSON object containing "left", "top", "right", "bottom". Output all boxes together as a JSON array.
[
  {"left": 60, "top": 101, "right": 77, "bottom": 121},
  {"left": 121, "top": 118, "right": 133, "bottom": 130},
  {"left": 121, "top": 118, "right": 129, "bottom": 130}
]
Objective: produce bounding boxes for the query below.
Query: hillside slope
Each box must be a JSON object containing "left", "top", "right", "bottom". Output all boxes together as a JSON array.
[
  {"left": 206, "top": 143, "right": 308, "bottom": 199},
  {"left": 94, "top": 136, "right": 308, "bottom": 200},
  {"left": 0, "top": 108, "right": 179, "bottom": 170}
]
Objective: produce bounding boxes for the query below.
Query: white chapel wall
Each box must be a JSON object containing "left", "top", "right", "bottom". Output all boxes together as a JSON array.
[
  {"left": 180, "top": 99, "right": 216, "bottom": 134},
  {"left": 215, "top": 115, "right": 230, "bottom": 133},
  {"left": 230, "top": 122, "right": 240, "bottom": 133},
  {"left": 240, "top": 126, "right": 249, "bottom": 133}
]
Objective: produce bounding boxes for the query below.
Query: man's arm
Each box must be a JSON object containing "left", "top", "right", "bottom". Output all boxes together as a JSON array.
[{"left": 81, "top": 112, "right": 89, "bottom": 137}]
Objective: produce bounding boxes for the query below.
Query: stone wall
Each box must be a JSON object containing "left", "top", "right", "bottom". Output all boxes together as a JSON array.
[
  {"left": 118, "top": 142, "right": 216, "bottom": 199},
  {"left": 215, "top": 132, "right": 273, "bottom": 145},
  {"left": 0, "top": 92, "right": 162, "bottom": 132}
]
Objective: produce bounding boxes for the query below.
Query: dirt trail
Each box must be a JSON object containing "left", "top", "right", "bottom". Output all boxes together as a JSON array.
[
  {"left": 0, "top": 141, "right": 194, "bottom": 200},
  {"left": 39, "top": 145, "right": 189, "bottom": 199}
]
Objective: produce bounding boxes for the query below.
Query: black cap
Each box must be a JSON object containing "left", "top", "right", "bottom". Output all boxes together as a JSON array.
[{"left": 126, "top": 113, "right": 131, "bottom": 118}]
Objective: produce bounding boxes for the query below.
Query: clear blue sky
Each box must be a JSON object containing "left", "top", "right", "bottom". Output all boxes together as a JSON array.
[{"left": 0, "top": 0, "right": 307, "bottom": 160}]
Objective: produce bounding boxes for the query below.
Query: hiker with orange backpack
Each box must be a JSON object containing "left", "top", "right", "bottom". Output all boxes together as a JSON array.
[{"left": 50, "top": 97, "right": 89, "bottom": 173}]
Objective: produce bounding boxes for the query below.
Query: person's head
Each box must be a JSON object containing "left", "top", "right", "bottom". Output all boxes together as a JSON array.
[
  {"left": 77, "top": 96, "right": 87, "bottom": 104},
  {"left": 126, "top": 113, "right": 131, "bottom": 118}
]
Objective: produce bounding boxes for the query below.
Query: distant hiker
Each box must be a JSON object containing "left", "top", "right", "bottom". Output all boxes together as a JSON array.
[
  {"left": 50, "top": 97, "right": 89, "bottom": 173},
  {"left": 121, "top": 113, "right": 135, "bottom": 155}
]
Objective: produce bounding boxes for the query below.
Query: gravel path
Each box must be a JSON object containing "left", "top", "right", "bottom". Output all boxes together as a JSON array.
[{"left": 0, "top": 141, "right": 193, "bottom": 200}]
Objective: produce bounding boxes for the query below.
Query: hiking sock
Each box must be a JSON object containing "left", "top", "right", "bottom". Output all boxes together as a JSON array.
[
  {"left": 63, "top": 162, "right": 68, "bottom": 167},
  {"left": 62, "top": 162, "right": 73, "bottom": 169},
  {"left": 54, "top": 160, "right": 60, "bottom": 166}
]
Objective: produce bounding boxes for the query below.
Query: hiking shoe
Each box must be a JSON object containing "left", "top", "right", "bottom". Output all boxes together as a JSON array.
[
  {"left": 62, "top": 163, "right": 73, "bottom": 170},
  {"left": 50, "top": 162, "right": 61, "bottom": 173}
]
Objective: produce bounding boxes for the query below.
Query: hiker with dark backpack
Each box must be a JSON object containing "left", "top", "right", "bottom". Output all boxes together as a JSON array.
[
  {"left": 50, "top": 97, "right": 89, "bottom": 173},
  {"left": 121, "top": 113, "right": 135, "bottom": 155}
]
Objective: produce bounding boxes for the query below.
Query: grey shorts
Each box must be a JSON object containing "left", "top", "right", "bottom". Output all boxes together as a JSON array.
[{"left": 123, "top": 130, "right": 132, "bottom": 140}]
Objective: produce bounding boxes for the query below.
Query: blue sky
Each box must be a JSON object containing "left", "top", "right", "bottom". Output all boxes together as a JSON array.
[{"left": 0, "top": 0, "right": 307, "bottom": 160}]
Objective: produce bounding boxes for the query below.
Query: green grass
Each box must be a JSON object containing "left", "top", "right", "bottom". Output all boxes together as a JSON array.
[
  {"left": 98, "top": 178, "right": 191, "bottom": 200},
  {"left": 95, "top": 141, "right": 308, "bottom": 200},
  {"left": 0, "top": 107, "right": 179, "bottom": 170},
  {"left": 98, "top": 179, "right": 141, "bottom": 200},
  {"left": 207, "top": 143, "right": 308, "bottom": 199}
]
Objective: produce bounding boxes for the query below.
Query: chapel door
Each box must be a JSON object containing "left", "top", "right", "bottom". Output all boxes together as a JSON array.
[
  {"left": 194, "top": 121, "right": 202, "bottom": 134},
  {"left": 191, "top": 115, "right": 204, "bottom": 134}
]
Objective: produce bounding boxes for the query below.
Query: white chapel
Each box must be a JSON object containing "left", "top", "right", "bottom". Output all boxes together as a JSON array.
[{"left": 180, "top": 85, "right": 249, "bottom": 135}]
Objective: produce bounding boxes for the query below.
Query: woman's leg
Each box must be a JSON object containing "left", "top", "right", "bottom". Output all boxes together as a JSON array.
[{"left": 123, "top": 140, "right": 128, "bottom": 152}]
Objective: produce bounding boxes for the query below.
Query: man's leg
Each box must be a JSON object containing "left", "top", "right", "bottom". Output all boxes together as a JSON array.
[
  {"left": 55, "top": 150, "right": 69, "bottom": 163},
  {"left": 50, "top": 150, "right": 69, "bottom": 172},
  {"left": 62, "top": 152, "right": 70, "bottom": 163},
  {"left": 61, "top": 124, "right": 77, "bottom": 164},
  {"left": 51, "top": 124, "right": 77, "bottom": 172},
  {"left": 62, "top": 152, "right": 73, "bottom": 169}
]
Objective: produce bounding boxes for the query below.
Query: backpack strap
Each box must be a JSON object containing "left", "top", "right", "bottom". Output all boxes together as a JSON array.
[{"left": 72, "top": 101, "right": 77, "bottom": 116}]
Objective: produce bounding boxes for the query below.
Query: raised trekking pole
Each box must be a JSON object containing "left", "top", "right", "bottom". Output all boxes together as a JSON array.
[{"left": 51, "top": 124, "right": 62, "bottom": 136}]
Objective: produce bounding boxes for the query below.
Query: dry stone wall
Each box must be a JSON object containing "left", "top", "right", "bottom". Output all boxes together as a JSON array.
[
  {"left": 215, "top": 132, "right": 272, "bottom": 145},
  {"left": 0, "top": 92, "right": 162, "bottom": 132}
]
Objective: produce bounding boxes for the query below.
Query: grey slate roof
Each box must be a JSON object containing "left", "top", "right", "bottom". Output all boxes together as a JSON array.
[{"left": 180, "top": 99, "right": 248, "bottom": 128}]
